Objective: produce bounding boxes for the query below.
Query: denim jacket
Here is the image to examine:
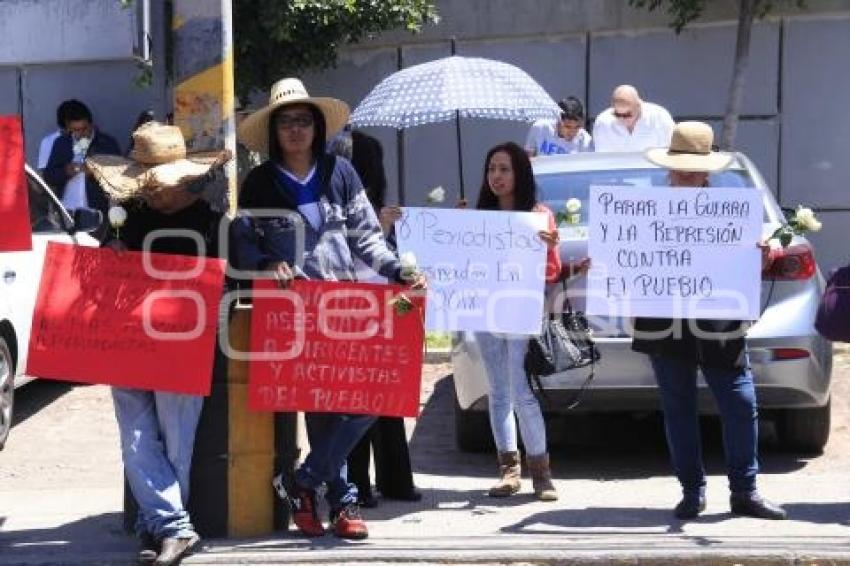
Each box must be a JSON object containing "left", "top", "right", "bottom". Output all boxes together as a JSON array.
[{"left": 232, "top": 155, "right": 403, "bottom": 282}]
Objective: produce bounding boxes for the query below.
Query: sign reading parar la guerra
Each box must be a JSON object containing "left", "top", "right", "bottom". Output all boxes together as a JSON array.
[
  {"left": 587, "top": 185, "right": 764, "bottom": 320},
  {"left": 395, "top": 207, "right": 548, "bottom": 334}
]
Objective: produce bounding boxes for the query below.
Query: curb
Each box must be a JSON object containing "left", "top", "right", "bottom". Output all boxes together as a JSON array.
[{"left": 424, "top": 347, "right": 451, "bottom": 364}]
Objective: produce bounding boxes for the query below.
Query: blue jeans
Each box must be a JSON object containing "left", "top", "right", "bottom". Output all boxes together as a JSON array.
[
  {"left": 476, "top": 332, "right": 548, "bottom": 457},
  {"left": 295, "top": 412, "right": 377, "bottom": 510},
  {"left": 112, "top": 387, "right": 203, "bottom": 539},
  {"left": 650, "top": 354, "right": 759, "bottom": 497}
]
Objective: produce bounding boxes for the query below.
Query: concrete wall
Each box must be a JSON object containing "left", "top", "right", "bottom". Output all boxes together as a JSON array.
[
  {"left": 301, "top": 2, "right": 850, "bottom": 272},
  {"left": 0, "top": 0, "right": 168, "bottom": 167},
  {"left": 0, "top": 0, "right": 136, "bottom": 64}
]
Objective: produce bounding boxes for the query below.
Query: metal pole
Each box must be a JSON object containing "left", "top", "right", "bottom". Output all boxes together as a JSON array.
[
  {"left": 396, "top": 46, "right": 406, "bottom": 206},
  {"left": 172, "top": 0, "right": 237, "bottom": 215},
  {"left": 450, "top": 37, "right": 464, "bottom": 199},
  {"left": 455, "top": 111, "right": 464, "bottom": 200}
]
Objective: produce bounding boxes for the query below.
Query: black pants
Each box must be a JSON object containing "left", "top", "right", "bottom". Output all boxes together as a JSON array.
[{"left": 347, "top": 416, "right": 415, "bottom": 498}]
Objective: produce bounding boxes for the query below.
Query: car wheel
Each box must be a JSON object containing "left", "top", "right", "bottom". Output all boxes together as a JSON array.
[
  {"left": 776, "top": 398, "right": 831, "bottom": 455},
  {"left": 0, "top": 335, "right": 14, "bottom": 450},
  {"left": 453, "top": 377, "right": 495, "bottom": 453}
]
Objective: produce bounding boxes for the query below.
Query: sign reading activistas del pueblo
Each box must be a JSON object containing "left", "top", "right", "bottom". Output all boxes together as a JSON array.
[
  {"left": 586, "top": 185, "right": 764, "bottom": 320},
  {"left": 0, "top": 116, "right": 32, "bottom": 252},
  {"left": 394, "top": 207, "right": 548, "bottom": 334},
  {"left": 27, "top": 242, "right": 225, "bottom": 396},
  {"left": 248, "top": 279, "right": 425, "bottom": 417}
]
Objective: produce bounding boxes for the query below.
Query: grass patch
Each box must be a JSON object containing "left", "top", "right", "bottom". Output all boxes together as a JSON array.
[{"left": 425, "top": 332, "right": 452, "bottom": 349}]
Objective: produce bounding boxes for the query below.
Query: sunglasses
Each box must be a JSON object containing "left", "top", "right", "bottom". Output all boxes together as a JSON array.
[
  {"left": 613, "top": 111, "right": 634, "bottom": 120},
  {"left": 275, "top": 114, "right": 314, "bottom": 129}
]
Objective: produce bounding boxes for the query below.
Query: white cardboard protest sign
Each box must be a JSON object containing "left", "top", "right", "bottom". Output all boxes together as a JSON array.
[
  {"left": 586, "top": 185, "right": 764, "bottom": 320},
  {"left": 395, "top": 207, "right": 548, "bottom": 334}
]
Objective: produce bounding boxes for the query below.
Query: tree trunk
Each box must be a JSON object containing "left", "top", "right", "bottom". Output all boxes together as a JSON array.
[{"left": 721, "top": 0, "right": 758, "bottom": 150}]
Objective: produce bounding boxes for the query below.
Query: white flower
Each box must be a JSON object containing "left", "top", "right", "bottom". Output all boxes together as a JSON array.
[
  {"left": 399, "top": 251, "right": 418, "bottom": 278},
  {"left": 795, "top": 206, "right": 822, "bottom": 232},
  {"left": 426, "top": 186, "right": 445, "bottom": 204},
  {"left": 565, "top": 198, "right": 582, "bottom": 213},
  {"left": 72, "top": 137, "right": 91, "bottom": 157},
  {"left": 108, "top": 205, "right": 127, "bottom": 228}
]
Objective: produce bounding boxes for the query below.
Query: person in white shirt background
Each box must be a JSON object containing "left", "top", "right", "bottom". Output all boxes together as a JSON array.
[
  {"left": 592, "top": 85, "right": 675, "bottom": 153},
  {"left": 37, "top": 99, "right": 75, "bottom": 173},
  {"left": 525, "top": 96, "right": 593, "bottom": 157}
]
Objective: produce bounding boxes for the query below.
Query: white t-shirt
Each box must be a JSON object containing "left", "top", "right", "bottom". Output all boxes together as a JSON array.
[
  {"left": 525, "top": 119, "right": 593, "bottom": 156},
  {"left": 592, "top": 102, "right": 675, "bottom": 153},
  {"left": 37, "top": 130, "right": 62, "bottom": 170}
]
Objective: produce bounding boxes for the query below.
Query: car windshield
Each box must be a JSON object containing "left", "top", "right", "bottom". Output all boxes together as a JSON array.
[{"left": 536, "top": 167, "right": 762, "bottom": 224}]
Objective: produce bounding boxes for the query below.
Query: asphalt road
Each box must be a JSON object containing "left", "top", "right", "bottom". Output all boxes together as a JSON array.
[{"left": 0, "top": 348, "right": 849, "bottom": 564}]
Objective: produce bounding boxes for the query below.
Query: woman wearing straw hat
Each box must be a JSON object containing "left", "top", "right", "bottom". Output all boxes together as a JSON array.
[
  {"left": 87, "top": 122, "right": 231, "bottom": 565},
  {"left": 233, "top": 78, "right": 425, "bottom": 540},
  {"left": 634, "top": 121, "right": 786, "bottom": 521}
]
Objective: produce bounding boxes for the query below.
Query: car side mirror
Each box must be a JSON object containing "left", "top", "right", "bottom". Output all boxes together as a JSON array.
[{"left": 71, "top": 207, "right": 103, "bottom": 234}]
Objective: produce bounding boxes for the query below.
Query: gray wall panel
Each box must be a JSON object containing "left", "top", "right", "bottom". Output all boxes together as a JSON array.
[
  {"left": 0, "top": 69, "right": 19, "bottom": 115},
  {"left": 806, "top": 210, "right": 850, "bottom": 275},
  {"left": 734, "top": 120, "right": 780, "bottom": 194},
  {"left": 588, "top": 22, "right": 779, "bottom": 118},
  {"left": 781, "top": 17, "right": 850, "bottom": 209},
  {"left": 0, "top": 0, "right": 135, "bottom": 65},
  {"left": 21, "top": 62, "right": 157, "bottom": 166},
  {"left": 303, "top": 49, "right": 401, "bottom": 205}
]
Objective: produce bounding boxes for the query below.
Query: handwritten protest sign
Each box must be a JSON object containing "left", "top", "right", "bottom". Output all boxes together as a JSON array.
[
  {"left": 395, "top": 207, "right": 548, "bottom": 334},
  {"left": 0, "top": 116, "right": 32, "bottom": 251},
  {"left": 587, "top": 185, "right": 763, "bottom": 320},
  {"left": 27, "top": 242, "right": 225, "bottom": 395},
  {"left": 248, "top": 280, "right": 425, "bottom": 417}
]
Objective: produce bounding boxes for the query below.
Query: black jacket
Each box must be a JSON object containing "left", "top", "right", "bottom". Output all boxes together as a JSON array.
[
  {"left": 43, "top": 129, "right": 121, "bottom": 214},
  {"left": 631, "top": 317, "right": 747, "bottom": 369}
]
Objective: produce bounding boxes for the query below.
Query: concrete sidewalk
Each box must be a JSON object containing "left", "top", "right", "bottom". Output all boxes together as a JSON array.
[{"left": 2, "top": 473, "right": 849, "bottom": 565}]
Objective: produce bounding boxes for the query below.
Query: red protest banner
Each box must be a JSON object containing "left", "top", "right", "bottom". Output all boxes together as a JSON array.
[
  {"left": 248, "top": 279, "right": 425, "bottom": 417},
  {"left": 27, "top": 242, "right": 225, "bottom": 396},
  {"left": 0, "top": 116, "right": 32, "bottom": 251}
]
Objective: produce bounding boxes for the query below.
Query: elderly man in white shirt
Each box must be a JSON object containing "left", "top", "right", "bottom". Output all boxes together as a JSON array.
[{"left": 592, "top": 85, "right": 675, "bottom": 153}]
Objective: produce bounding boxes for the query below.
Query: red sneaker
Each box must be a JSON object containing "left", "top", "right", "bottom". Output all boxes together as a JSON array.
[
  {"left": 331, "top": 503, "right": 369, "bottom": 540},
  {"left": 289, "top": 487, "right": 325, "bottom": 537}
]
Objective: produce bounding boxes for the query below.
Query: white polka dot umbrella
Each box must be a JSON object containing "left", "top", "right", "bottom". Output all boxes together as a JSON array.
[
  {"left": 350, "top": 55, "right": 560, "bottom": 128},
  {"left": 350, "top": 55, "right": 560, "bottom": 198}
]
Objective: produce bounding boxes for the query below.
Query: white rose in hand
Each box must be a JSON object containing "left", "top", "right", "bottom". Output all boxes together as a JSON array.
[
  {"left": 565, "top": 198, "right": 581, "bottom": 213},
  {"left": 426, "top": 186, "right": 445, "bottom": 204},
  {"left": 108, "top": 206, "right": 127, "bottom": 228},
  {"left": 399, "top": 251, "right": 418, "bottom": 280},
  {"left": 795, "top": 206, "right": 822, "bottom": 232},
  {"left": 72, "top": 137, "right": 91, "bottom": 159}
]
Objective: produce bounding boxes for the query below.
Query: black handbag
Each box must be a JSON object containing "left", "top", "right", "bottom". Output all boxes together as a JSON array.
[{"left": 524, "top": 298, "right": 600, "bottom": 409}]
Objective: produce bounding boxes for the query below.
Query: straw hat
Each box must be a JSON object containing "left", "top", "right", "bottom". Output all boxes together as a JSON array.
[
  {"left": 645, "top": 121, "right": 733, "bottom": 173},
  {"left": 86, "top": 121, "right": 231, "bottom": 202},
  {"left": 237, "top": 77, "right": 350, "bottom": 154}
]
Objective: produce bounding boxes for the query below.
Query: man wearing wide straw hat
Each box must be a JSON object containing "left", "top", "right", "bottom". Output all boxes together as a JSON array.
[
  {"left": 633, "top": 121, "right": 786, "bottom": 521},
  {"left": 232, "top": 77, "right": 425, "bottom": 540},
  {"left": 87, "top": 122, "right": 231, "bottom": 565}
]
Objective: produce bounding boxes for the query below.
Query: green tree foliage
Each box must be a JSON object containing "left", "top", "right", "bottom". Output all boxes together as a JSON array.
[
  {"left": 233, "top": 0, "right": 438, "bottom": 100},
  {"left": 627, "top": 0, "right": 804, "bottom": 149}
]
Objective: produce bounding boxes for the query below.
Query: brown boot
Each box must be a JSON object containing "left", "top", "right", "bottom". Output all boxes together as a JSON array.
[
  {"left": 527, "top": 453, "right": 557, "bottom": 501},
  {"left": 488, "top": 451, "right": 521, "bottom": 497}
]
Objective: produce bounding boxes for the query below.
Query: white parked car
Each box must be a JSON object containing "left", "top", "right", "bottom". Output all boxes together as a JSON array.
[{"left": 0, "top": 164, "right": 101, "bottom": 449}]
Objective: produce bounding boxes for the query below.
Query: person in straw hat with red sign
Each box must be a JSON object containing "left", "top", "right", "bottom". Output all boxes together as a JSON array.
[
  {"left": 232, "top": 78, "right": 425, "bottom": 540},
  {"left": 86, "top": 122, "right": 231, "bottom": 565},
  {"left": 634, "top": 121, "right": 786, "bottom": 522}
]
